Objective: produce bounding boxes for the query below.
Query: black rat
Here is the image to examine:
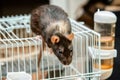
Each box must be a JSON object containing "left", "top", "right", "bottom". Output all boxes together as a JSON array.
[{"left": 30, "top": 5, "right": 74, "bottom": 66}]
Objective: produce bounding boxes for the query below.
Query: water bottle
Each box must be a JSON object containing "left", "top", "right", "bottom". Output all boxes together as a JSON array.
[{"left": 94, "top": 10, "right": 117, "bottom": 50}]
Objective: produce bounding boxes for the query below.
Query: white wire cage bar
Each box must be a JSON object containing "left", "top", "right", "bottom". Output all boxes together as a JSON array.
[{"left": 0, "top": 15, "right": 101, "bottom": 80}]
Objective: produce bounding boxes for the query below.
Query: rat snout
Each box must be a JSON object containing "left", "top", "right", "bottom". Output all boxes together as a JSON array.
[
  {"left": 54, "top": 48, "right": 73, "bottom": 65},
  {"left": 62, "top": 56, "right": 72, "bottom": 65},
  {"left": 63, "top": 60, "right": 67, "bottom": 65}
]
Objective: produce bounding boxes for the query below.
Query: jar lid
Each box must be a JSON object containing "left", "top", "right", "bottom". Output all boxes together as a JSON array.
[
  {"left": 99, "top": 49, "right": 117, "bottom": 59},
  {"left": 94, "top": 10, "right": 117, "bottom": 23},
  {"left": 88, "top": 47, "right": 117, "bottom": 59}
]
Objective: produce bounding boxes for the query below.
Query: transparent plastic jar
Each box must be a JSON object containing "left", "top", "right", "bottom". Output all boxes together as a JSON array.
[
  {"left": 94, "top": 10, "right": 117, "bottom": 50},
  {"left": 93, "top": 49, "right": 117, "bottom": 80}
]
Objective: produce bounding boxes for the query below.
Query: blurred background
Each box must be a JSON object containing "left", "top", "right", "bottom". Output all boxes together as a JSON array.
[{"left": 0, "top": 0, "right": 120, "bottom": 29}]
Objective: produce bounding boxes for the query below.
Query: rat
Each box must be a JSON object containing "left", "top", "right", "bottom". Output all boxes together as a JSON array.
[{"left": 30, "top": 5, "right": 74, "bottom": 66}]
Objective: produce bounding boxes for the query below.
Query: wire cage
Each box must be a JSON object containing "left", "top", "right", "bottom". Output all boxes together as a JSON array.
[{"left": 0, "top": 15, "right": 101, "bottom": 80}]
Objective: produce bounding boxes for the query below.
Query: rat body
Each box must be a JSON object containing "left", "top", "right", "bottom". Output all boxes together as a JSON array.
[{"left": 31, "top": 5, "right": 74, "bottom": 66}]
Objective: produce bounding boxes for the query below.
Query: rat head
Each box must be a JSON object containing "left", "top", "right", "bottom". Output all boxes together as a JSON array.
[{"left": 50, "top": 33, "right": 74, "bottom": 65}]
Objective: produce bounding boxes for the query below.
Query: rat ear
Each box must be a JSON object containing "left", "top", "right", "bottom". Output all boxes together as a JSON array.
[
  {"left": 67, "top": 33, "right": 74, "bottom": 41},
  {"left": 51, "top": 35, "right": 60, "bottom": 44}
]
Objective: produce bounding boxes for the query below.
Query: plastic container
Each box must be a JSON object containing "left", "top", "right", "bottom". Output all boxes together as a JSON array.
[
  {"left": 99, "top": 49, "right": 117, "bottom": 80},
  {"left": 7, "top": 72, "right": 32, "bottom": 80},
  {"left": 94, "top": 10, "right": 117, "bottom": 50},
  {"left": 0, "top": 63, "right": 1, "bottom": 79},
  {"left": 88, "top": 47, "right": 117, "bottom": 80}
]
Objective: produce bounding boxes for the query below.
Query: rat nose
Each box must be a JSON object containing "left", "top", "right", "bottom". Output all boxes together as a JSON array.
[{"left": 63, "top": 61, "right": 67, "bottom": 65}]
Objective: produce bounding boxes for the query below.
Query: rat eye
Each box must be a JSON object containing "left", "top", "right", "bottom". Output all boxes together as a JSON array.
[
  {"left": 58, "top": 49, "right": 63, "bottom": 54},
  {"left": 69, "top": 46, "right": 73, "bottom": 52},
  {"left": 70, "top": 49, "right": 73, "bottom": 52}
]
